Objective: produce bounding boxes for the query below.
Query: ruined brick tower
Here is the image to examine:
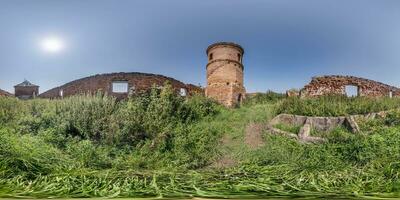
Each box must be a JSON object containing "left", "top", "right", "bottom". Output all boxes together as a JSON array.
[{"left": 205, "top": 42, "right": 246, "bottom": 107}]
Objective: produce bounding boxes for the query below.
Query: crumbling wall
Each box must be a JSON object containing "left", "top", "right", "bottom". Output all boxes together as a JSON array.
[
  {"left": 0, "top": 89, "right": 12, "bottom": 97},
  {"left": 39, "top": 72, "right": 202, "bottom": 99},
  {"left": 301, "top": 75, "right": 400, "bottom": 97}
]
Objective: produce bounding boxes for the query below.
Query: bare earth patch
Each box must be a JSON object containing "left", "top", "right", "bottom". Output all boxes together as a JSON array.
[
  {"left": 245, "top": 122, "right": 265, "bottom": 149},
  {"left": 211, "top": 134, "right": 238, "bottom": 169}
]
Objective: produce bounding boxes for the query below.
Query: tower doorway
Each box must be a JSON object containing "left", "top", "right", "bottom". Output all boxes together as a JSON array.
[{"left": 237, "top": 93, "right": 242, "bottom": 104}]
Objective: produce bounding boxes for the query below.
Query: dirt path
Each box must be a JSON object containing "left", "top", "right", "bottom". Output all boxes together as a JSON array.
[{"left": 244, "top": 122, "right": 265, "bottom": 149}]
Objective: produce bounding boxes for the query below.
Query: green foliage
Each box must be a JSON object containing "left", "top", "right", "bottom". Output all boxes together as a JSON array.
[
  {"left": 273, "top": 123, "right": 302, "bottom": 133},
  {"left": 244, "top": 90, "right": 285, "bottom": 105},
  {"left": 2, "top": 88, "right": 400, "bottom": 198},
  {"left": 117, "top": 85, "right": 220, "bottom": 146},
  {"left": 65, "top": 139, "right": 114, "bottom": 169},
  {"left": 277, "top": 95, "right": 400, "bottom": 116},
  {"left": 0, "top": 97, "right": 26, "bottom": 126},
  {"left": 0, "top": 128, "right": 70, "bottom": 177},
  {"left": 0, "top": 83, "right": 221, "bottom": 173},
  {"left": 385, "top": 109, "right": 400, "bottom": 126}
]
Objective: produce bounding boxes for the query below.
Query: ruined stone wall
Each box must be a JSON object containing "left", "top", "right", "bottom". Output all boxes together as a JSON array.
[
  {"left": 205, "top": 42, "right": 246, "bottom": 107},
  {"left": 301, "top": 75, "right": 400, "bottom": 97},
  {"left": 0, "top": 89, "right": 12, "bottom": 97},
  {"left": 185, "top": 84, "right": 204, "bottom": 95},
  {"left": 15, "top": 86, "right": 39, "bottom": 99},
  {"left": 39, "top": 72, "right": 202, "bottom": 99}
]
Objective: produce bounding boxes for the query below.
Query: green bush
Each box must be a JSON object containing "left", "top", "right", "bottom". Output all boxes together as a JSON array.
[
  {"left": 117, "top": 85, "right": 220, "bottom": 146},
  {"left": 385, "top": 110, "right": 400, "bottom": 126}
]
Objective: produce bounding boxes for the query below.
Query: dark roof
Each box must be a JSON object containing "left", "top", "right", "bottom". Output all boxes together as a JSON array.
[
  {"left": 14, "top": 80, "right": 38, "bottom": 87},
  {"left": 206, "top": 42, "right": 244, "bottom": 54}
]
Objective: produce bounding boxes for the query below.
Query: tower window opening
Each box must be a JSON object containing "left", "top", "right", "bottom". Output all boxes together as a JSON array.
[
  {"left": 209, "top": 53, "right": 213, "bottom": 60},
  {"left": 238, "top": 53, "right": 241, "bottom": 62}
]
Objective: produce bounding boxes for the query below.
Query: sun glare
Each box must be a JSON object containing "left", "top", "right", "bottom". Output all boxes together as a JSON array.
[{"left": 40, "top": 37, "right": 64, "bottom": 53}]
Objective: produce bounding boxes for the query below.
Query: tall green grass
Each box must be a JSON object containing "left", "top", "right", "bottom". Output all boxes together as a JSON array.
[
  {"left": 277, "top": 95, "right": 400, "bottom": 116},
  {"left": 1, "top": 88, "right": 400, "bottom": 198}
]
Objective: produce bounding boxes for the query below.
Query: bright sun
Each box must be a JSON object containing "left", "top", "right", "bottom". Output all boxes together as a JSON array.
[{"left": 40, "top": 37, "right": 65, "bottom": 53}]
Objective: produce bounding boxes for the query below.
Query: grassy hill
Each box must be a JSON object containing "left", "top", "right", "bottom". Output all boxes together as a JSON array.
[{"left": 1, "top": 86, "right": 400, "bottom": 198}]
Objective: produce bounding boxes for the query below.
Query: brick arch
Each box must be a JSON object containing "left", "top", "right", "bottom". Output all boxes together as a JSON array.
[
  {"left": 39, "top": 72, "right": 203, "bottom": 99},
  {"left": 300, "top": 75, "right": 400, "bottom": 97}
]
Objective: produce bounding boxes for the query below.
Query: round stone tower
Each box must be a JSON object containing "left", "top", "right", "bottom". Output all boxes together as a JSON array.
[{"left": 205, "top": 42, "right": 245, "bottom": 107}]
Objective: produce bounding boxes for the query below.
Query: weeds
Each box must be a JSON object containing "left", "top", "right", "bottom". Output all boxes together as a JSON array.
[
  {"left": 277, "top": 95, "right": 400, "bottom": 116},
  {"left": 1, "top": 86, "right": 400, "bottom": 198}
]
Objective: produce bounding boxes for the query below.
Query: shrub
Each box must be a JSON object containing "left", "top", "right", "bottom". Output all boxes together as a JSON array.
[
  {"left": 117, "top": 84, "right": 220, "bottom": 146},
  {"left": 52, "top": 94, "right": 120, "bottom": 142},
  {"left": 384, "top": 110, "right": 400, "bottom": 126}
]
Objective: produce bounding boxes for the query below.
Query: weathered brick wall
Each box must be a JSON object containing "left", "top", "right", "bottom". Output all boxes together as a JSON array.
[
  {"left": 0, "top": 89, "right": 12, "bottom": 97},
  {"left": 15, "top": 86, "right": 39, "bottom": 99},
  {"left": 185, "top": 84, "right": 204, "bottom": 95},
  {"left": 301, "top": 75, "right": 400, "bottom": 97},
  {"left": 205, "top": 42, "right": 246, "bottom": 107},
  {"left": 39, "top": 72, "right": 202, "bottom": 99}
]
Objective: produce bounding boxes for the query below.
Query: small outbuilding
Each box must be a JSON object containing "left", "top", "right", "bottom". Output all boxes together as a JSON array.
[{"left": 14, "top": 80, "right": 39, "bottom": 100}]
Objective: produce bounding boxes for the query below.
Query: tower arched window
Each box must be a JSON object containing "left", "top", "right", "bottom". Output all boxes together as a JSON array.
[
  {"left": 209, "top": 53, "right": 213, "bottom": 61},
  {"left": 237, "top": 53, "right": 241, "bottom": 62}
]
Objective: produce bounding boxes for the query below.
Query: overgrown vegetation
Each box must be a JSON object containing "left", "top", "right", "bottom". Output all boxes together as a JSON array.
[
  {"left": 277, "top": 95, "right": 400, "bottom": 116},
  {"left": 1, "top": 89, "right": 400, "bottom": 199},
  {"left": 244, "top": 90, "right": 285, "bottom": 106}
]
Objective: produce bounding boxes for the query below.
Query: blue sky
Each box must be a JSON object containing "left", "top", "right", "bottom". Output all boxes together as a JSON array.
[{"left": 0, "top": 0, "right": 400, "bottom": 93}]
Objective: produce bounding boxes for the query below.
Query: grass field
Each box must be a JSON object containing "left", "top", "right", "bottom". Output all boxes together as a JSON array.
[{"left": 1, "top": 87, "right": 400, "bottom": 199}]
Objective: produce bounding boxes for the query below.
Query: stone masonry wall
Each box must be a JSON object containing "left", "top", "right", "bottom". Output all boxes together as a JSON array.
[
  {"left": 39, "top": 72, "right": 202, "bottom": 99},
  {"left": 300, "top": 75, "right": 400, "bottom": 97}
]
